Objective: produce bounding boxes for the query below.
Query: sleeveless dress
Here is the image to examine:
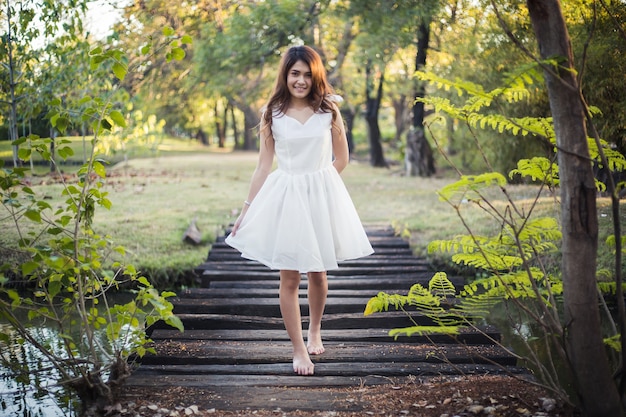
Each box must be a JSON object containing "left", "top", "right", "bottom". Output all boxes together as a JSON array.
[{"left": 225, "top": 110, "right": 374, "bottom": 273}]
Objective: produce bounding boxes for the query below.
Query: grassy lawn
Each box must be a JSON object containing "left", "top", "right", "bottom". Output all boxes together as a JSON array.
[{"left": 1, "top": 137, "right": 623, "bottom": 288}]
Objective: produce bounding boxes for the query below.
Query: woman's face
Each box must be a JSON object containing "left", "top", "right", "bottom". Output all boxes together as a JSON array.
[{"left": 286, "top": 60, "right": 312, "bottom": 100}]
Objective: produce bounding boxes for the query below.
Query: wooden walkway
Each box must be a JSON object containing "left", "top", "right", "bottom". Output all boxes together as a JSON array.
[{"left": 124, "top": 226, "right": 526, "bottom": 411}]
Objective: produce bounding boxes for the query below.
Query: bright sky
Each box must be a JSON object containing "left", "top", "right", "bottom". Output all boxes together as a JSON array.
[{"left": 84, "top": 0, "right": 129, "bottom": 39}]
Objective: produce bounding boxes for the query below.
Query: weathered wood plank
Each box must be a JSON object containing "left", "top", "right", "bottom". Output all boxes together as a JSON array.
[
  {"left": 149, "top": 327, "right": 502, "bottom": 345},
  {"left": 176, "top": 288, "right": 419, "bottom": 299},
  {"left": 125, "top": 373, "right": 393, "bottom": 388},
  {"left": 197, "top": 264, "right": 431, "bottom": 276},
  {"left": 148, "top": 312, "right": 449, "bottom": 332},
  {"left": 197, "top": 270, "right": 442, "bottom": 286},
  {"left": 205, "top": 249, "right": 416, "bottom": 260},
  {"left": 129, "top": 362, "right": 526, "bottom": 380},
  {"left": 203, "top": 275, "right": 465, "bottom": 290},
  {"left": 203, "top": 256, "right": 427, "bottom": 266},
  {"left": 137, "top": 341, "right": 518, "bottom": 366},
  {"left": 170, "top": 297, "right": 458, "bottom": 318},
  {"left": 120, "top": 385, "right": 367, "bottom": 413}
]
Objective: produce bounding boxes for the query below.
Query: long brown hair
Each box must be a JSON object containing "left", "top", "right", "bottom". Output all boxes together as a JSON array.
[{"left": 262, "top": 45, "right": 339, "bottom": 137}]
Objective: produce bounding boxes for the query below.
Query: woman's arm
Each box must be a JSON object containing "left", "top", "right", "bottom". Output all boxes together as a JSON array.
[
  {"left": 331, "top": 104, "right": 349, "bottom": 174},
  {"left": 230, "top": 119, "right": 275, "bottom": 235}
]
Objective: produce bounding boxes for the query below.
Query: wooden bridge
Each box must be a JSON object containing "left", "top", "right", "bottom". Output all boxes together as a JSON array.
[{"left": 124, "top": 226, "right": 526, "bottom": 412}]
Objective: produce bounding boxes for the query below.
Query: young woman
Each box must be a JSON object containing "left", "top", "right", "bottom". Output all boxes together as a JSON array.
[{"left": 225, "top": 45, "right": 373, "bottom": 375}]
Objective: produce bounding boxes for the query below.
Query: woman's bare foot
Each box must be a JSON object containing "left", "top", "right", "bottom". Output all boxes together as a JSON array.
[
  {"left": 307, "top": 330, "right": 325, "bottom": 355},
  {"left": 293, "top": 350, "right": 315, "bottom": 375}
]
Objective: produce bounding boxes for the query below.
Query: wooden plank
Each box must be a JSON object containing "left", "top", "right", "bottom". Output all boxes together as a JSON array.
[
  {"left": 119, "top": 385, "right": 367, "bottom": 413},
  {"left": 203, "top": 256, "right": 428, "bottom": 267},
  {"left": 137, "top": 341, "right": 518, "bottom": 366},
  {"left": 169, "top": 297, "right": 458, "bottom": 318},
  {"left": 129, "top": 362, "right": 526, "bottom": 380},
  {"left": 196, "top": 261, "right": 426, "bottom": 276},
  {"left": 125, "top": 373, "right": 393, "bottom": 388},
  {"left": 204, "top": 275, "right": 465, "bottom": 290},
  {"left": 148, "top": 311, "right": 452, "bottom": 332},
  {"left": 197, "top": 269, "right": 441, "bottom": 284},
  {"left": 149, "top": 327, "right": 502, "bottom": 345},
  {"left": 206, "top": 249, "right": 415, "bottom": 259},
  {"left": 176, "top": 288, "right": 429, "bottom": 299}
]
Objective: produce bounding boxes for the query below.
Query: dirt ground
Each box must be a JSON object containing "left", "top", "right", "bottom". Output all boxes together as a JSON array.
[{"left": 94, "top": 374, "right": 578, "bottom": 417}]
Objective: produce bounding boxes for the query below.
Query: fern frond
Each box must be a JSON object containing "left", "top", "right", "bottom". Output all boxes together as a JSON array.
[
  {"left": 597, "top": 281, "right": 626, "bottom": 296},
  {"left": 364, "top": 286, "right": 447, "bottom": 317},
  {"left": 516, "top": 217, "right": 562, "bottom": 254},
  {"left": 389, "top": 325, "right": 461, "bottom": 339},
  {"left": 414, "top": 71, "right": 489, "bottom": 99},
  {"left": 452, "top": 252, "right": 523, "bottom": 270},
  {"left": 437, "top": 173, "right": 507, "bottom": 205},
  {"left": 364, "top": 292, "right": 406, "bottom": 316},
  {"left": 588, "top": 138, "right": 626, "bottom": 172},
  {"left": 509, "top": 157, "right": 559, "bottom": 186},
  {"left": 429, "top": 272, "right": 456, "bottom": 298},
  {"left": 604, "top": 334, "right": 621, "bottom": 352}
]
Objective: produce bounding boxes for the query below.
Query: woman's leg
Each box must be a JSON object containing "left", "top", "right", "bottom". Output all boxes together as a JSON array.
[
  {"left": 279, "top": 270, "right": 314, "bottom": 375},
  {"left": 306, "top": 271, "right": 327, "bottom": 355}
]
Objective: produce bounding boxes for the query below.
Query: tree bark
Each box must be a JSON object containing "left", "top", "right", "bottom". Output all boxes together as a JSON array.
[
  {"left": 229, "top": 101, "right": 239, "bottom": 149},
  {"left": 230, "top": 99, "right": 259, "bottom": 151},
  {"left": 341, "top": 107, "right": 356, "bottom": 155},
  {"left": 527, "top": 1, "right": 622, "bottom": 415},
  {"left": 392, "top": 95, "right": 408, "bottom": 144},
  {"left": 241, "top": 106, "right": 258, "bottom": 151},
  {"left": 406, "top": 19, "right": 435, "bottom": 177},
  {"left": 215, "top": 101, "right": 225, "bottom": 148},
  {"left": 6, "top": 0, "right": 19, "bottom": 168},
  {"left": 365, "top": 60, "right": 388, "bottom": 167}
]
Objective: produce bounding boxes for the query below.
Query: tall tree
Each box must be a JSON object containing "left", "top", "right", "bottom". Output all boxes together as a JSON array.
[
  {"left": 364, "top": 59, "right": 388, "bottom": 167},
  {"left": 526, "top": 0, "right": 622, "bottom": 415},
  {"left": 405, "top": 18, "right": 436, "bottom": 176}
]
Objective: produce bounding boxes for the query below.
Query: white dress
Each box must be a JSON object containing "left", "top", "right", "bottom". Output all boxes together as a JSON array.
[{"left": 225, "top": 110, "right": 374, "bottom": 273}]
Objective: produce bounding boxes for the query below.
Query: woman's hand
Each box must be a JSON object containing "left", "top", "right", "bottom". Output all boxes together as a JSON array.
[{"left": 230, "top": 205, "right": 249, "bottom": 236}]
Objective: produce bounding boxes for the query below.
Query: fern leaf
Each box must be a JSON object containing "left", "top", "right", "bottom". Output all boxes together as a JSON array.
[
  {"left": 509, "top": 157, "right": 559, "bottom": 186},
  {"left": 429, "top": 272, "right": 456, "bottom": 298},
  {"left": 438, "top": 173, "right": 507, "bottom": 205},
  {"left": 389, "top": 325, "right": 461, "bottom": 339},
  {"left": 604, "top": 334, "right": 621, "bottom": 352}
]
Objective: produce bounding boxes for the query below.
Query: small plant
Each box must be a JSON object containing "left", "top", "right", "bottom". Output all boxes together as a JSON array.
[{"left": 0, "top": 28, "right": 191, "bottom": 412}]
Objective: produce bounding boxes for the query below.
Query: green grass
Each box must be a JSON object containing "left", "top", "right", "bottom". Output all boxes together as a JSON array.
[
  {"left": 0, "top": 136, "right": 225, "bottom": 174},
  {"left": 1, "top": 139, "right": 624, "bottom": 288}
]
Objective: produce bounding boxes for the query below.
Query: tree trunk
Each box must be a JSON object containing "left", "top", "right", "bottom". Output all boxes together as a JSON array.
[
  {"left": 406, "top": 19, "right": 436, "bottom": 177},
  {"left": 341, "top": 107, "right": 356, "bottom": 155},
  {"left": 240, "top": 105, "right": 259, "bottom": 151},
  {"left": 215, "top": 101, "right": 225, "bottom": 148},
  {"left": 6, "top": 0, "right": 19, "bottom": 168},
  {"left": 527, "top": 1, "right": 622, "bottom": 415},
  {"left": 392, "top": 95, "right": 408, "bottom": 144},
  {"left": 364, "top": 61, "right": 387, "bottom": 168},
  {"left": 229, "top": 102, "right": 239, "bottom": 149},
  {"left": 195, "top": 129, "right": 208, "bottom": 146},
  {"left": 220, "top": 102, "right": 229, "bottom": 148}
]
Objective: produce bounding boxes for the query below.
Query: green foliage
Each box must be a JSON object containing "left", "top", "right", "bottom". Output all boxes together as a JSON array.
[
  {"left": 0, "top": 41, "right": 186, "bottom": 409},
  {"left": 364, "top": 272, "right": 462, "bottom": 338},
  {"left": 369, "top": 60, "right": 626, "bottom": 404},
  {"left": 416, "top": 68, "right": 626, "bottom": 182},
  {"left": 0, "top": 126, "right": 182, "bottom": 406},
  {"left": 509, "top": 157, "right": 559, "bottom": 188}
]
